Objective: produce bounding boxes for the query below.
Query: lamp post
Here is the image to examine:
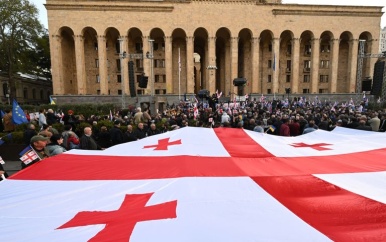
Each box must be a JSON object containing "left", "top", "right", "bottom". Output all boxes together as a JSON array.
[{"left": 118, "top": 37, "right": 127, "bottom": 109}]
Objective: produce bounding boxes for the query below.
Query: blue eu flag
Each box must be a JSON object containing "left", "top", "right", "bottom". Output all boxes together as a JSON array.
[{"left": 12, "top": 99, "right": 28, "bottom": 125}]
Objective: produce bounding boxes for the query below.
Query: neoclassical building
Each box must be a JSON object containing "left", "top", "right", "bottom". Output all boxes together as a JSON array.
[{"left": 46, "top": 0, "right": 383, "bottom": 99}]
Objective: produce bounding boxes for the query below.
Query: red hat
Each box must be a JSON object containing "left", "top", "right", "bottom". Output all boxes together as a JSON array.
[{"left": 68, "top": 110, "right": 73, "bottom": 114}]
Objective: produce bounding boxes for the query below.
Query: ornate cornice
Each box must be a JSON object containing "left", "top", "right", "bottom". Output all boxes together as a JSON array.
[
  {"left": 272, "top": 9, "right": 383, "bottom": 17},
  {"left": 45, "top": 4, "right": 174, "bottom": 12}
]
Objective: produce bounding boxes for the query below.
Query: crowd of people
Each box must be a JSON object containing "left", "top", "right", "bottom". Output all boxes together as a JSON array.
[{"left": 1, "top": 95, "right": 385, "bottom": 171}]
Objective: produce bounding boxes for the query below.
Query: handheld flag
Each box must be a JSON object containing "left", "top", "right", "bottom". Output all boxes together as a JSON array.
[
  {"left": 49, "top": 96, "right": 56, "bottom": 105},
  {"left": 12, "top": 100, "right": 28, "bottom": 124},
  {"left": 19, "top": 145, "right": 41, "bottom": 166}
]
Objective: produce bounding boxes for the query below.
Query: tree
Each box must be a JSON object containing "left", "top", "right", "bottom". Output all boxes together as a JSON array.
[{"left": 0, "top": 0, "right": 44, "bottom": 101}]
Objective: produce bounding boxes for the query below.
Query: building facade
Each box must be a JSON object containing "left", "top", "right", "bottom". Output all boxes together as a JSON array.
[
  {"left": 46, "top": 0, "right": 383, "bottom": 99},
  {"left": 0, "top": 73, "right": 53, "bottom": 105}
]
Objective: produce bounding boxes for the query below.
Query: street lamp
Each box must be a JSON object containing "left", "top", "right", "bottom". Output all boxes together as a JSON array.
[{"left": 118, "top": 37, "right": 127, "bottom": 109}]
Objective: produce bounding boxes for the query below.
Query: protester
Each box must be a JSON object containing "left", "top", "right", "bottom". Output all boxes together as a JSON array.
[
  {"left": 110, "top": 120, "right": 124, "bottom": 146},
  {"left": 24, "top": 123, "right": 37, "bottom": 145},
  {"left": 3, "top": 109, "right": 15, "bottom": 132},
  {"left": 21, "top": 135, "right": 50, "bottom": 169},
  {"left": 124, "top": 125, "right": 137, "bottom": 142},
  {"left": 46, "top": 134, "right": 67, "bottom": 156},
  {"left": 38, "top": 109, "right": 47, "bottom": 128},
  {"left": 79, "top": 127, "right": 100, "bottom": 150}
]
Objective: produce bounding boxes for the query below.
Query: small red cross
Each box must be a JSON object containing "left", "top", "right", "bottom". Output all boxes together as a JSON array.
[
  {"left": 290, "top": 142, "right": 332, "bottom": 151},
  {"left": 57, "top": 193, "right": 177, "bottom": 242},
  {"left": 143, "top": 138, "right": 182, "bottom": 150}
]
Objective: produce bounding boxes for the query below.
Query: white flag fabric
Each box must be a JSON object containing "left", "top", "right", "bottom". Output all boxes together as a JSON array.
[{"left": 1, "top": 127, "right": 386, "bottom": 241}]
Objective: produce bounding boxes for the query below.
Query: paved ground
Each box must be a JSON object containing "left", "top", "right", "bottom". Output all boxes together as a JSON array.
[{"left": 3, "top": 160, "right": 21, "bottom": 177}]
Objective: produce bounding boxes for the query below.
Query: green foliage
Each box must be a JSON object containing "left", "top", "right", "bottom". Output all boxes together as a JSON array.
[
  {"left": 0, "top": 131, "right": 24, "bottom": 144},
  {"left": 0, "top": 0, "right": 45, "bottom": 100},
  {"left": 52, "top": 123, "right": 64, "bottom": 133}
]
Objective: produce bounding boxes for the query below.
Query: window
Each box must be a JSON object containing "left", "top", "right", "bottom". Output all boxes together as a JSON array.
[
  {"left": 268, "top": 75, "right": 272, "bottom": 83},
  {"left": 286, "top": 75, "right": 291, "bottom": 83},
  {"left": 304, "top": 60, "right": 311, "bottom": 72},
  {"left": 32, "top": 89, "right": 36, "bottom": 99},
  {"left": 267, "top": 89, "right": 272, "bottom": 94},
  {"left": 135, "top": 43, "right": 143, "bottom": 53},
  {"left": 319, "top": 89, "right": 328, "bottom": 93},
  {"left": 286, "top": 60, "right": 291, "bottom": 72},
  {"left": 137, "top": 89, "right": 144, "bottom": 95},
  {"left": 304, "top": 60, "right": 311, "bottom": 68},
  {"left": 95, "top": 59, "right": 99, "bottom": 68},
  {"left": 321, "top": 44, "right": 330, "bottom": 53},
  {"left": 118, "top": 89, "right": 122, "bottom": 95},
  {"left": 302, "top": 89, "right": 310, "bottom": 94},
  {"left": 97, "top": 90, "right": 100, "bottom": 95},
  {"left": 287, "top": 45, "right": 292, "bottom": 55},
  {"left": 303, "top": 75, "right": 310, "bottom": 83},
  {"left": 304, "top": 44, "right": 311, "bottom": 55},
  {"left": 136, "top": 75, "right": 142, "bottom": 83},
  {"left": 23, "top": 88, "right": 28, "bottom": 98},
  {"left": 155, "top": 75, "right": 159, "bottom": 83},
  {"left": 3, "top": 83, "right": 8, "bottom": 96},
  {"left": 268, "top": 44, "right": 272, "bottom": 52},
  {"left": 115, "top": 40, "right": 120, "bottom": 53},
  {"left": 136, "top": 59, "right": 143, "bottom": 70},
  {"left": 268, "top": 60, "right": 272, "bottom": 68},
  {"left": 319, "top": 75, "right": 329, "bottom": 83},
  {"left": 117, "top": 75, "right": 122, "bottom": 83},
  {"left": 96, "top": 75, "right": 100, "bottom": 83},
  {"left": 155, "top": 89, "right": 166, "bottom": 94},
  {"left": 320, "top": 60, "right": 329, "bottom": 69},
  {"left": 163, "top": 75, "right": 166, "bottom": 83},
  {"left": 116, "top": 59, "right": 121, "bottom": 71},
  {"left": 40, "top": 90, "right": 44, "bottom": 99},
  {"left": 154, "top": 59, "right": 165, "bottom": 68}
]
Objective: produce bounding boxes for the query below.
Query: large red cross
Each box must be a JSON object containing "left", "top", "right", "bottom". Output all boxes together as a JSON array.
[
  {"left": 16, "top": 128, "right": 386, "bottom": 241},
  {"left": 289, "top": 142, "right": 333, "bottom": 151},
  {"left": 143, "top": 138, "right": 182, "bottom": 150},
  {"left": 57, "top": 193, "right": 177, "bottom": 242}
]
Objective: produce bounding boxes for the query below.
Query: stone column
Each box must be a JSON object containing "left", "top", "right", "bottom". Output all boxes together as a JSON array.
[
  {"left": 311, "top": 38, "right": 320, "bottom": 93},
  {"left": 231, "top": 37, "right": 239, "bottom": 95},
  {"left": 186, "top": 36, "right": 194, "bottom": 94},
  {"left": 97, "top": 35, "right": 108, "bottom": 95},
  {"left": 329, "top": 38, "right": 340, "bottom": 93},
  {"left": 208, "top": 36, "right": 216, "bottom": 94},
  {"left": 164, "top": 36, "right": 173, "bottom": 93},
  {"left": 73, "top": 35, "right": 86, "bottom": 94},
  {"left": 50, "top": 35, "right": 63, "bottom": 94},
  {"left": 348, "top": 39, "right": 359, "bottom": 93},
  {"left": 272, "top": 38, "right": 280, "bottom": 94},
  {"left": 291, "top": 38, "right": 300, "bottom": 94},
  {"left": 251, "top": 37, "right": 260, "bottom": 93}
]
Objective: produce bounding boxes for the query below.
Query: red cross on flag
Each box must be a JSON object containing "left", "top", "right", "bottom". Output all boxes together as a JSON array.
[{"left": 1, "top": 127, "right": 386, "bottom": 241}]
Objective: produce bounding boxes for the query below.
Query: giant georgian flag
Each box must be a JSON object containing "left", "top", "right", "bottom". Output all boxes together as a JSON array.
[{"left": 1, "top": 127, "right": 386, "bottom": 241}]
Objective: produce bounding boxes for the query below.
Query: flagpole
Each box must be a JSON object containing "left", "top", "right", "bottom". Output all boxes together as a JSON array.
[{"left": 178, "top": 47, "right": 181, "bottom": 101}]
